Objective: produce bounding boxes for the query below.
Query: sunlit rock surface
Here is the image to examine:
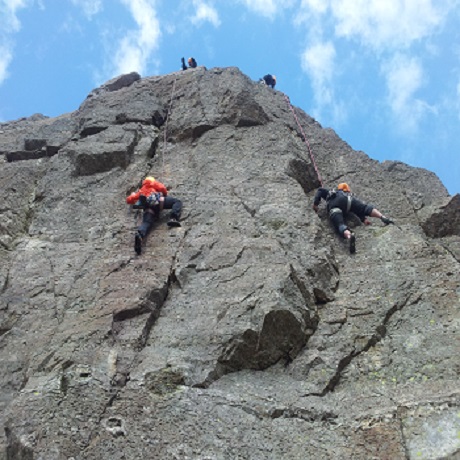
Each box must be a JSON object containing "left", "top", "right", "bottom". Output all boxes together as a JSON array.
[{"left": 0, "top": 67, "right": 458, "bottom": 459}]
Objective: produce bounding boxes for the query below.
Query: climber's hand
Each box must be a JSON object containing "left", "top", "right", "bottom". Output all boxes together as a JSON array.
[{"left": 381, "top": 216, "right": 394, "bottom": 225}]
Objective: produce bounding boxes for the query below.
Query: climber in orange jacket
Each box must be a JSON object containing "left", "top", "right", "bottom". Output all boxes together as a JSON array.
[
  {"left": 126, "top": 176, "right": 168, "bottom": 203},
  {"left": 126, "top": 176, "right": 182, "bottom": 255}
]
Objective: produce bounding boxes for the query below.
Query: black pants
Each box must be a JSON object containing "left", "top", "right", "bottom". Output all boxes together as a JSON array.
[
  {"left": 327, "top": 194, "right": 372, "bottom": 237},
  {"left": 263, "top": 75, "right": 275, "bottom": 88},
  {"left": 137, "top": 196, "right": 182, "bottom": 237},
  {"left": 163, "top": 196, "right": 182, "bottom": 220}
]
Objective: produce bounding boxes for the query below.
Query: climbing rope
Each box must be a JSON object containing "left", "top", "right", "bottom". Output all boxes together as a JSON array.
[
  {"left": 160, "top": 73, "right": 178, "bottom": 183},
  {"left": 129, "top": 74, "right": 178, "bottom": 226},
  {"left": 284, "top": 95, "right": 323, "bottom": 187}
]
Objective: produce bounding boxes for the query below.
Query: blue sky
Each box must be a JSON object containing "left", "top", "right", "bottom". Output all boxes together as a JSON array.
[{"left": 1, "top": 0, "right": 459, "bottom": 195}]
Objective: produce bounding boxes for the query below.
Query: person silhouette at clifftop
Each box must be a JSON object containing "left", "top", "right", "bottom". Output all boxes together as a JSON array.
[
  {"left": 181, "top": 57, "right": 197, "bottom": 70},
  {"left": 260, "top": 74, "right": 276, "bottom": 88}
]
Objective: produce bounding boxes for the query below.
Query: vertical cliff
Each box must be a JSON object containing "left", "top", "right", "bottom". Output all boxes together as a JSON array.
[{"left": 0, "top": 67, "right": 459, "bottom": 459}]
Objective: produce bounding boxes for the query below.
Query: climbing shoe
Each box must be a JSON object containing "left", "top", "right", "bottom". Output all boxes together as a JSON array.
[
  {"left": 167, "top": 218, "right": 181, "bottom": 227},
  {"left": 134, "top": 233, "right": 143, "bottom": 255},
  {"left": 349, "top": 233, "right": 356, "bottom": 254},
  {"left": 381, "top": 216, "right": 394, "bottom": 225}
]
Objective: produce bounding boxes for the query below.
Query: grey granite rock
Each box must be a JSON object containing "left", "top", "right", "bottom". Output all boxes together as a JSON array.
[{"left": 0, "top": 67, "right": 458, "bottom": 459}]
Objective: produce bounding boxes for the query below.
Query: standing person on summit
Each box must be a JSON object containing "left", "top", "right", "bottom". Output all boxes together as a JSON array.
[
  {"left": 126, "top": 176, "right": 182, "bottom": 255},
  {"left": 312, "top": 183, "right": 394, "bottom": 254},
  {"left": 181, "top": 57, "right": 197, "bottom": 70}
]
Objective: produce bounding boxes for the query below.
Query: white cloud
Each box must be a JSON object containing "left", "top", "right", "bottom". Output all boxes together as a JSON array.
[
  {"left": 297, "top": 0, "right": 455, "bottom": 50},
  {"left": 70, "top": 0, "right": 103, "bottom": 18},
  {"left": 295, "top": 0, "right": 455, "bottom": 128},
  {"left": 294, "top": 0, "right": 326, "bottom": 41},
  {"left": 301, "top": 41, "right": 347, "bottom": 124},
  {"left": 112, "top": 0, "right": 161, "bottom": 76},
  {"left": 238, "top": 0, "right": 295, "bottom": 20},
  {"left": 1, "top": 0, "right": 29, "bottom": 32},
  {"left": 382, "top": 53, "right": 433, "bottom": 133},
  {"left": 238, "top": 0, "right": 276, "bottom": 18},
  {"left": 0, "top": 0, "right": 31, "bottom": 85},
  {"left": 331, "top": 0, "right": 449, "bottom": 50},
  {"left": 191, "top": 1, "right": 221, "bottom": 27},
  {"left": 299, "top": 0, "right": 328, "bottom": 15},
  {"left": 0, "top": 44, "right": 13, "bottom": 84},
  {"left": 301, "top": 41, "right": 336, "bottom": 105}
]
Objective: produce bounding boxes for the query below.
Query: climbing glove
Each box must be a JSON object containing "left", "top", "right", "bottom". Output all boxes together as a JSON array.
[{"left": 381, "top": 216, "right": 394, "bottom": 225}]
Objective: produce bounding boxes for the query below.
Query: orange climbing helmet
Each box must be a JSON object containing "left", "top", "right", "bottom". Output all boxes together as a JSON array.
[{"left": 337, "top": 183, "right": 351, "bottom": 193}]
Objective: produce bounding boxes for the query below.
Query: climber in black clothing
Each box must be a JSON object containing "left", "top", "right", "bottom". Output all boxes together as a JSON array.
[
  {"left": 260, "top": 74, "right": 276, "bottom": 88},
  {"left": 313, "top": 183, "right": 394, "bottom": 254},
  {"left": 181, "top": 57, "right": 197, "bottom": 70}
]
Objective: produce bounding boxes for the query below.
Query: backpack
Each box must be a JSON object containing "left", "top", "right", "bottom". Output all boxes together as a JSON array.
[
  {"left": 134, "top": 192, "right": 162, "bottom": 209},
  {"left": 145, "top": 192, "right": 162, "bottom": 207}
]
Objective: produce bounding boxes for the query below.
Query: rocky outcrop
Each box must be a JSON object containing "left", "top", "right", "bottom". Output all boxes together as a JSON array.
[
  {"left": 419, "top": 194, "right": 460, "bottom": 237},
  {"left": 0, "top": 67, "right": 458, "bottom": 459},
  {"left": 84, "top": 71, "right": 141, "bottom": 99}
]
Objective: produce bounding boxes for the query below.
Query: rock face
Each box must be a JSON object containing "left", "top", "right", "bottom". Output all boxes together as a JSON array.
[{"left": 0, "top": 67, "right": 459, "bottom": 460}]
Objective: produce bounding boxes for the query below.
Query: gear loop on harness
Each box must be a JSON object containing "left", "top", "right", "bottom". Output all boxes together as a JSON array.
[
  {"left": 329, "top": 207, "right": 342, "bottom": 217},
  {"left": 284, "top": 95, "right": 323, "bottom": 188},
  {"left": 346, "top": 195, "right": 352, "bottom": 212}
]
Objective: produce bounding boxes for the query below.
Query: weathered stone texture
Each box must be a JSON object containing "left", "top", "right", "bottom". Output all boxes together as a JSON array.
[
  {"left": 0, "top": 68, "right": 458, "bottom": 459},
  {"left": 419, "top": 194, "right": 460, "bottom": 238}
]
